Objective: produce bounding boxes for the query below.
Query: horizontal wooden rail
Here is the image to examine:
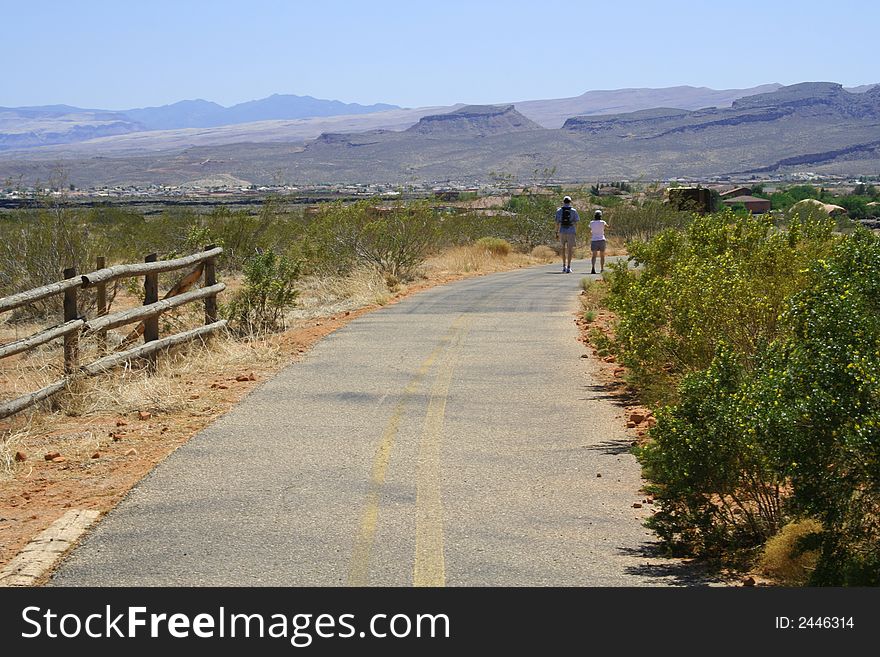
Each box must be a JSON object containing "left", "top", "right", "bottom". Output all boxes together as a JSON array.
[
  {"left": 80, "top": 247, "right": 222, "bottom": 288},
  {"left": 0, "top": 278, "right": 83, "bottom": 315},
  {"left": 0, "top": 247, "right": 224, "bottom": 420},
  {"left": 82, "top": 283, "right": 226, "bottom": 335},
  {"left": 81, "top": 320, "right": 228, "bottom": 376},
  {"left": 0, "top": 379, "right": 68, "bottom": 421},
  {"left": 0, "top": 319, "right": 85, "bottom": 360}
]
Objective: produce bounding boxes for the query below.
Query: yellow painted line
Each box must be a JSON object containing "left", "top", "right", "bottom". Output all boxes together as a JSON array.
[
  {"left": 413, "top": 325, "right": 467, "bottom": 587},
  {"left": 347, "top": 317, "right": 466, "bottom": 586}
]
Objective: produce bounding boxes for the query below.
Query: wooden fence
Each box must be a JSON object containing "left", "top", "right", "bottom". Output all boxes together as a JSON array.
[{"left": 0, "top": 246, "right": 226, "bottom": 420}]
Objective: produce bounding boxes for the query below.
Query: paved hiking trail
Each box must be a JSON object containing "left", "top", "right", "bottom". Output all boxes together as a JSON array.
[{"left": 50, "top": 259, "right": 696, "bottom": 586}]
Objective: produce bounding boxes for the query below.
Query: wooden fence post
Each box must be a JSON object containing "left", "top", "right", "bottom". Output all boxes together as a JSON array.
[
  {"left": 143, "top": 253, "right": 159, "bottom": 371},
  {"left": 204, "top": 244, "right": 218, "bottom": 325},
  {"left": 96, "top": 255, "right": 107, "bottom": 353},
  {"left": 62, "top": 267, "right": 79, "bottom": 375}
]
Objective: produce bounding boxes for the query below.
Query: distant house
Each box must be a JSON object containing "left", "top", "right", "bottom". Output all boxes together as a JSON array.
[
  {"left": 666, "top": 186, "right": 712, "bottom": 213},
  {"left": 721, "top": 195, "right": 772, "bottom": 214},
  {"left": 718, "top": 186, "right": 753, "bottom": 198}
]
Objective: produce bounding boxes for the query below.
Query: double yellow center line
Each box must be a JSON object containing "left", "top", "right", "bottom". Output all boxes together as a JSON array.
[{"left": 347, "top": 316, "right": 469, "bottom": 587}]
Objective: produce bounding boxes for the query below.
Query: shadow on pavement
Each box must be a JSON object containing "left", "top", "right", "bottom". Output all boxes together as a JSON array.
[
  {"left": 617, "top": 545, "right": 732, "bottom": 587},
  {"left": 582, "top": 382, "right": 638, "bottom": 408},
  {"left": 584, "top": 439, "right": 634, "bottom": 456}
]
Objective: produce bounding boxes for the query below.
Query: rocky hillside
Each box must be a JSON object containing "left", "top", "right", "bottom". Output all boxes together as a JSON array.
[
  {"left": 513, "top": 84, "right": 784, "bottom": 128},
  {"left": 0, "top": 107, "right": 143, "bottom": 151},
  {"left": 405, "top": 105, "right": 543, "bottom": 137}
]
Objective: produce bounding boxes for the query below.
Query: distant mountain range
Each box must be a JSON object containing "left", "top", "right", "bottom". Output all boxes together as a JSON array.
[
  {"left": 0, "top": 84, "right": 800, "bottom": 153},
  {"left": 0, "top": 94, "right": 400, "bottom": 151},
  {"left": 513, "top": 84, "right": 785, "bottom": 128},
  {"left": 122, "top": 95, "right": 400, "bottom": 130},
  {"left": 1, "top": 82, "right": 878, "bottom": 186}
]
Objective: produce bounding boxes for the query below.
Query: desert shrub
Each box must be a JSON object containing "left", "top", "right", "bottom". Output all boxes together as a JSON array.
[
  {"left": 194, "top": 202, "right": 304, "bottom": 270},
  {"left": 613, "top": 219, "right": 880, "bottom": 583},
  {"left": 604, "top": 210, "right": 835, "bottom": 403},
  {"left": 434, "top": 208, "right": 487, "bottom": 246},
  {"left": 222, "top": 250, "right": 300, "bottom": 336},
  {"left": 638, "top": 347, "right": 786, "bottom": 555},
  {"left": 0, "top": 204, "right": 114, "bottom": 318},
  {"left": 303, "top": 200, "right": 441, "bottom": 279},
  {"left": 474, "top": 237, "right": 511, "bottom": 257},
  {"left": 498, "top": 194, "right": 559, "bottom": 248},
  {"left": 759, "top": 519, "right": 822, "bottom": 585},
  {"left": 599, "top": 200, "right": 690, "bottom": 243}
]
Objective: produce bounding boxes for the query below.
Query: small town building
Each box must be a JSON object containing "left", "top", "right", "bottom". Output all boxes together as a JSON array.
[
  {"left": 718, "top": 186, "right": 753, "bottom": 198},
  {"left": 721, "top": 195, "right": 772, "bottom": 214}
]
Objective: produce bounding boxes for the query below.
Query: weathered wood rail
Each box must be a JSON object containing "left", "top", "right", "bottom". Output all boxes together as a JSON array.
[{"left": 0, "top": 246, "right": 226, "bottom": 420}]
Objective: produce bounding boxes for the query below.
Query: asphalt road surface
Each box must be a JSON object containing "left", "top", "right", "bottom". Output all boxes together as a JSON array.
[{"left": 51, "top": 258, "right": 690, "bottom": 586}]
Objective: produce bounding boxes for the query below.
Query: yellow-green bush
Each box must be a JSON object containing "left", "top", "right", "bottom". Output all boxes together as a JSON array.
[
  {"left": 759, "top": 519, "right": 822, "bottom": 585},
  {"left": 474, "top": 237, "right": 511, "bottom": 257}
]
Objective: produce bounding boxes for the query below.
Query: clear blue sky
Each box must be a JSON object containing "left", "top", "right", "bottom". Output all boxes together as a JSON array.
[{"left": 3, "top": 0, "right": 877, "bottom": 109}]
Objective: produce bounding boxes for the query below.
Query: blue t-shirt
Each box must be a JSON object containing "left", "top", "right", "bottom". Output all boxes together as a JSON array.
[{"left": 555, "top": 206, "right": 580, "bottom": 234}]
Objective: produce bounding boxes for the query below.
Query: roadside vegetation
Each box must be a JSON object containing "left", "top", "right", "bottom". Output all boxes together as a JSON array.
[{"left": 600, "top": 208, "right": 880, "bottom": 585}]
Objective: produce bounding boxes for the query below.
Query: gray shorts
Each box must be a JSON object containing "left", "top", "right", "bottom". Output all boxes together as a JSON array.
[
  {"left": 560, "top": 232, "right": 576, "bottom": 248},
  {"left": 591, "top": 239, "right": 606, "bottom": 252}
]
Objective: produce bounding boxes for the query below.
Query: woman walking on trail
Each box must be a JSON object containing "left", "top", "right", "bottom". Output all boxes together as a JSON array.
[
  {"left": 589, "top": 209, "right": 609, "bottom": 274},
  {"left": 555, "top": 196, "right": 579, "bottom": 273}
]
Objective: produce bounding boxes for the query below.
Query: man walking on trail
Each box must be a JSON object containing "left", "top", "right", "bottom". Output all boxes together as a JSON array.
[
  {"left": 590, "top": 209, "right": 609, "bottom": 274},
  {"left": 555, "top": 196, "right": 579, "bottom": 273}
]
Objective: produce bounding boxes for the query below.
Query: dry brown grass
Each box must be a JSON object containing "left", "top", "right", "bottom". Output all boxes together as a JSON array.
[
  {"left": 66, "top": 333, "right": 282, "bottom": 416},
  {"left": 530, "top": 245, "right": 557, "bottom": 260},
  {"left": 291, "top": 267, "right": 398, "bottom": 318},
  {"left": 424, "top": 243, "right": 553, "bottom": 276},
  {"left": 758, "top": 519, "right": 822, "bottom": 585},
  {"left": 0, "top": 331, "right": 284, "bottom": 473},
  {"left": 572, "top": 236, "right": 627, "bottom": 260},
  {"left": 579, "top": 277, "right": 609, "bottom": 315}
]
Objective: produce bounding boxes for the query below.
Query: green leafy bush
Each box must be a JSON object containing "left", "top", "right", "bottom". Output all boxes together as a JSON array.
[
  {"left": 222, "top": 250, "right": 300, "bottom": 336},
  {"left": 760, "top": 231, "right": 880, "bottom": 584},
  {"left": 605, "top": 210, "right": 835, "bottom": 404},
  {"left": 638, "top": 346, "right": 785, "bottom": 554},
  {"left": 605, "top": 210, "right": 880, "bottom": 583}
]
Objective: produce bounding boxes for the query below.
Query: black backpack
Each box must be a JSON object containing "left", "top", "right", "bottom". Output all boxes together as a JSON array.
[{"left": 560, "top": 206, "right": 573, "bottom": 227}]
